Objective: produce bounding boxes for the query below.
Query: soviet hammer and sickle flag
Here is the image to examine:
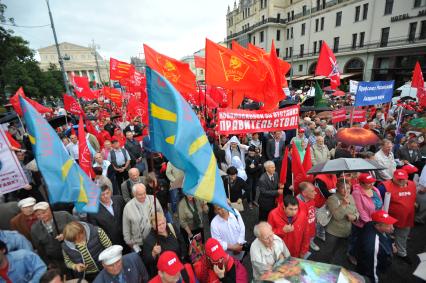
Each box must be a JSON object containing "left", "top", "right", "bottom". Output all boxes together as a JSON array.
[
  {"left": 205, "top": 38, "right": 264, "bottom": 92},
  {"left": 143, "top": 44, "right": 196, "bottom": 96},
  {"left": 110, "top": 58, "right": 135, "bottom": 81},
  {"left": 315, "top": 41, "right": 341, "bottom": 89}
]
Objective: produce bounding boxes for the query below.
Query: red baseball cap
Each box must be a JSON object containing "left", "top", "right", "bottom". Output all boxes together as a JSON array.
[
  {"left": 299, "top": 128, "right": 305, "bottom": 133},
  {"left": 393, "top": 169, "right": 408, "bottom": 180},
  {"left": 205, "top": 238, "right": 227, "bottom": 262},
  {"left": 358, "top": 173, "right": 376, "bottom": 184},
  {"left": 157, "top": 251, "right": 183, "bottom": 276},
  {"left": 371, "top": 210, "right": 397, "bottom": 225},
  {"left": 401, "top": 164, "right": 418, "bottom": 174}
]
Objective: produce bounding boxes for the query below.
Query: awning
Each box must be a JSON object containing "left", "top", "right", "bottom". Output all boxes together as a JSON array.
[
  {"left": 340, "top": 72, "right": 361, "bottom": 79},
  {"left": 293, "top": 75, "right": 313, "bottom": 80},
  {"left": 310, "top": 75, "right": 328, "bottom": 80}
]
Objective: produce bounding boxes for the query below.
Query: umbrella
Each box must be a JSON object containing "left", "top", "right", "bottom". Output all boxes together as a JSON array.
[
  {"left": 332, "top": 90, "right": 345, "bottom": 97},
  {"left": 48, "top": 115, "right": 70, "bottom": 128},
  {"left": 308, "top": 158, "right": 385, "bottom": 175},
  {"left": 409, "top": 117, "right": 426, "bottom": 129},
  {"left": 279, "top": 100, "right": 298, "bottom": 108},
  {"left": 336, "top": 128, "right": 379, "bottom": 146},
  {"left": 0, "top": 112, "right": 18, "bottom": 124},
  {"left": 323, "top": 86, "right": 333, "bottom": 92},
  {"left": 315, "top": 111, "right": 332, "bottom": 119}
]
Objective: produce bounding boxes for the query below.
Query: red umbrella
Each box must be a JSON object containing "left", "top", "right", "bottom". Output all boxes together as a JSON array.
[
  {"left": 336, "top": 128, "right": 379, "bottom": 146},
  {"left": 333, "top": 90, "right": 345, "bottom": 97}
]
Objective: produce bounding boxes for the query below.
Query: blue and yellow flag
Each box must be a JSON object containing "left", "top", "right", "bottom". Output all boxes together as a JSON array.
[
  {"left": 19, "top": 96, "right": 100, "bottom": 213},
  {"left": 146, "top": 67, "right": 232, "bottom": 212}
]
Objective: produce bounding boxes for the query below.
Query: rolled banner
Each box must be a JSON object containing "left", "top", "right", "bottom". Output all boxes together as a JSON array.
[{"left": 383, "top": 192, "right": 391, "bottom": 212}]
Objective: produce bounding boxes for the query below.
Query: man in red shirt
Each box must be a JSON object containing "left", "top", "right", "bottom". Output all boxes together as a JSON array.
[
  {"left": 297, "top": 182, "right": 319, "bottom": 252},
  {"left": 268, "top": 195, "right": 310, "bottom": 259},
  {"left": 149, "top": 251, "right": 197, "bottom": 283},
  {"left": 382, "top": 169, "right": 416, "bottom": 264}
]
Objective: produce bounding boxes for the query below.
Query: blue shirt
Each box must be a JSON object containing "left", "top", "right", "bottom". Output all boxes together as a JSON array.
[
  {"left": 0, "top": 230, "right": 33, "bottom": 252},
  {"left": 1, "top": 250, "right": 46, "bottom": 283}
]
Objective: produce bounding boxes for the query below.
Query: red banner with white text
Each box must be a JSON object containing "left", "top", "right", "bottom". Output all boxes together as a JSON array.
[
  {"left": 332, "top": 109, "right": 347, "bottom": 124},
  {"left": 217, "top": 105, "right": 299, "bottom": 134},
  {"left": 350, "top": 108, "right": 367, "bottom": 123}
]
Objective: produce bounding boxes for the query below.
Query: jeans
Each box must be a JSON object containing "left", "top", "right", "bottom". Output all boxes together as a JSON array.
[
  {"left": 169, "top": 188, "right": 180, "bottom": 213},
  {"left": 348, "top": 224, "right": 362, "bottom": 257}
]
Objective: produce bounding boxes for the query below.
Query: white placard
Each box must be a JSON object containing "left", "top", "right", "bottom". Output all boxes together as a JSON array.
[
  {"left": 0, "top": 127, "right": 29, "bottom": 195},
  {"left": 383, "top": 192, "right": 391, "bottom": 212},
  {"left": 349, "top": 80, "right": 359, "bottom": 94}
]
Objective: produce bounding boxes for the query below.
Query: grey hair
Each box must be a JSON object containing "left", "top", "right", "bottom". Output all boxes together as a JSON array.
[
  {"left": 131, "top": 183, "right": 146, "bottom": 194},
  {"left": 264, "top": 160, "right": 275, "bottom": 168},
  {"left": 253, "top": 221, "right": 272, "bottom": 238}
]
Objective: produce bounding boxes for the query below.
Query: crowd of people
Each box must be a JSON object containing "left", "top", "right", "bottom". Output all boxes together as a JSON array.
[{"left": 0, "top": 96, "right": 425, "bottom": 283}]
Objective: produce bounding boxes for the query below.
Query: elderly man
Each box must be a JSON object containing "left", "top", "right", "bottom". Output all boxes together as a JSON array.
[
  {"left": 108, "top": 139, "right": 131, "bottom": 189},
  {"left": 311, "top": 136, "right": 331, "bottom": 166},
  {"left": 93, "top": 152, "right": 112, "bottom": 177},
  {"left": 94, "top": 245, "right": 149, "bottom": 283},
  {"left": 10, "top": 197, "right": 37, "bottom": 242},
  {"left": 31, "top": 202, "right": 76, "bottom": 271},
  {"left": 258, "top": 161, "right": 283, "bottom": 221},
  {"left": 0, "top": 249, "right": 46, "bottom": 283},
  {"left": 377, "top": 169, "right": 416, "bottom": 264},
  {"left": 374, "top": 139, "right": 396, "bottom": 181},
  {"left": 123, "top": 184, "right": 163, "bottom": 252},
  {"left": 66, "top": 134, "right": 79, "bottom": 162},
  {"left": 397, "top": 139, "right": 422, "bottom": 168},
  {"left": 324, "top": 127, "right": 337, "bottom": 151},
  {"left": 211, "top": 205, "right": 247, "bottom": 261},
  {"left": 121, "top": 168, "right": 146, "bottom": 203},
  {"left": 316, "top": 120, "right": 328, "bottom": 136},
  {"left": 250, "top": 222, "right": 290, "bottom": 279},
  {"left": 87, "top": 185, "right": 126, "bottom": 248},
  {"left": 297, "top": 182, "right": 319, "bottom": 252}
]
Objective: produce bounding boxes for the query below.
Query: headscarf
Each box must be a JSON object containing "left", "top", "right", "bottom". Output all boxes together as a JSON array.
[{"left": 231, "top": 156, "right": 247, "bottom": 181}]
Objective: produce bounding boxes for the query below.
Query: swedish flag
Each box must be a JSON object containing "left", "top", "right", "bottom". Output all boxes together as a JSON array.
[
  {"left": 147, "top": 67, "right": 232, "bottom": 212},
  {"left": 19, "top": 96, "right": 100, "bottom": 213}
]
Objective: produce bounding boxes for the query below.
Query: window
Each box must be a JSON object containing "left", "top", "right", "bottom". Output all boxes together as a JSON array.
[
  {"left": 420, "top": 20, "right": 426, "bottom": 39},
  {"left": 319, "top": 40, "right": 323, "bottom": 49},
  {"left": 409, "top": 22, "right": 418, "bottom": 42},
  {"left": 298, "top": 64, "right": 303, "bottom": 72},
  {"left": 355, "top": 6, "right": 360, "bottom": 22},
  {"left": 322, "top": 0, "right": 326, "bottom": 9},
  {"left": 414, "top": 0, "right": 422, "bottom": 8},
  {"left": 289, "top": 47, "right": 293, "bottom": 58},
  {"left": 385, "top": 0, "right": 394, "bottom": 15},
  {"left": 277, "top": 13, "right": 281, "bottom": 21},
  {"left": 291, "top": 27, "right": 294, "bottom": 38},
  {"left": 313, "top": 41, "right": 317, "bottom": 54},
  {"left": 363, "top": 3, "right": 368, "bottom": 20},
  {"left": 303, "top": 5, "right": 307, "bottom": 16},
  {"left": 261, "top": 0, "right": 267, "bottom": 9},
  {"left": 253, "top": 36, "right": 256, "bottom": 45},
  {"left": 291, "top": 11, "right": 294, "bottom": 20},
  {"left": 333, "top": 37, "right": 339, "bottom": 52},
  {"left": 287, "top": 28, "right": 290, "bottom": 39},
  {"left": 315, "top": 18, "right": 319, "bottom": 32},
  {"left": 277, "top": 29, "right": 281, "bottom": 41},
  {"left": 287, "top": 12, "right": 291, "bottom": 21},
  {"left": 336, "top": 11, "right": 342, "bottom": 27},
  {"left": 260, "top": 31, "right": 264, "bottom": 42},
  {"left": 352, "top": 33, "right": 358, "bottom": 49},
  {"left": 300, "top": 44, "right": 304, "bottom": 57},
  {"left": 286, "top": 48, "right": 289, "bottom": 58},
  {"left": 359, "top": 32, "right": 365, "bottom": 47},
  {"left": 320, "top": 17, "right": 324, "bottom": 30},
  {"left": 276, "top": 48, "right": 280, "bottom": 57},
  {"left": 301, "top": 23, "right": 306, "bottom": 36},
  {"left": 316, "top": 0, "right": 320, "bottom": 10},
  {"left": 380, "top": 27, "right": 390, "bottom": 47}
]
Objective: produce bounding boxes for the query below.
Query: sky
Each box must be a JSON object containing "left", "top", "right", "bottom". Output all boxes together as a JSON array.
[{"left": 3, "top": 0, "right": 233, "bottom": 62}]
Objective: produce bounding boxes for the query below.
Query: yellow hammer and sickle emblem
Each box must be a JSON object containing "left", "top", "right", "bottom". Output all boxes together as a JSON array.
[{"left": 229, "top": 56, "right": 242, "bottom": 69}]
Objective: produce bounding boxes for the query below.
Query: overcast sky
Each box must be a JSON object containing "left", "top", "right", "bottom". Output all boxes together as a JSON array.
[{"left": 3, "top": 0, "right": 232, "bottom": 62}]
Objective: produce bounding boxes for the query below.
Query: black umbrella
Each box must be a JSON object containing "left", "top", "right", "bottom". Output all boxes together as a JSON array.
[
  {"left": 0, "top": 112, "right": 18, "bottom": 124},
  {"left": 48, "top": 115, "right": 70, "bottom": 128},
  {"left": 307, "top": 158, "right": 385, "bottom": 175},
  {"left": 279, "top": 100, "right": 298, "bottom": 108}
]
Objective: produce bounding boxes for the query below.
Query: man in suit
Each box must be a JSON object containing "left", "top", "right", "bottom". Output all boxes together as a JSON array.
[
  {"left": 257, "top": 161, "right": 284, "bottom": 221},
  {"left": 124, "top": 118, "right": 143, "bottom": 137},
  {"left": 266, "top": 131, "right": 286, "bottom": 174},
  {"left": 124, "top": 131, "right": 145, "bottom": 173},
  {"left": 87, "top": 184, "right": 127, "bottom": 251},
  {"left": 397, "top": 139, "right": 422, "bottom": 168}
]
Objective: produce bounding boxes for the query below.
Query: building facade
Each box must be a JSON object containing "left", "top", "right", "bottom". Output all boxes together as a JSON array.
[
  {"left": 226, "top": 0, "right": 426, "bottom": 88},
  {"left": 38, "top": 42, "right": 109, "bottom": 84}
]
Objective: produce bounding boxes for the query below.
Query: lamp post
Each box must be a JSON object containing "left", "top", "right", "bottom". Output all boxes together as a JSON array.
[{"left": 45, "top": 0, "right": 71, "bottom": 96}]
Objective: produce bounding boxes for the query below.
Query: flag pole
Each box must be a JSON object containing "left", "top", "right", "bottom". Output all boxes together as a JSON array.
[{"left": 39, "top": 173, "right": 61, "bottom": 236}]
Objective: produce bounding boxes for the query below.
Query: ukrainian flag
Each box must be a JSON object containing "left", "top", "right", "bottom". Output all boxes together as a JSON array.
[
  {"left": 147, "top": 67, "right": 232, "bottom": 212},
  {"left": 19, "top": 96, "right": 100, "bottom": 213}
]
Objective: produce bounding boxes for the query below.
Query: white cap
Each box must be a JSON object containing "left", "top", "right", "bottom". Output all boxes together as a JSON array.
[
  {"left": 98, "top": 245, "right": 123, "bottom": 265},
  {"left": 33, "top": 202, "right": 50, "bottom": 211},
  {"left": 17, "top": 197, "right": 36, "bottom": 208}
]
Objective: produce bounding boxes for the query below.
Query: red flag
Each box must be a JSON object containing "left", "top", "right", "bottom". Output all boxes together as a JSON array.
[
  {"left": 205, "top": 38, "right": 264, "bottom": 92},
  {"left": 280, "top": 146, "right": 289, "bottom": 184},
  {"left": 412, "top": 61, "right": 424, "bottom": 89},
  {"left": 63, "top": 94, "right": 83, "bottom": 115},
  {"left": 303, "top": 144, "right": 313, "bottom": 172},
  {"left": 143, "top": 44, "right": 196, "bottom": 95},
  {"left": 10, "top": 87, "right": 52, "bottom": 116},
  {"left": 127, "top": 94, "right": 144, "bottom": 120},
  {"left": 267, "top": 40, "right": 286, "bottom": 110},
  {"left": 6, "top": 131, "right": 21, "bottom": 149},
  {"left": 291, "top": 142, "right": 307, "bottom": 195},
  {"left": 78, "top": 116, "right": 95, "bottom": 179},
  {"left": 102, "top": 87, "right": 122, "bottom": 107},
  {"left": 72, "top": 76, "right": 97, "bottom": 99},
  {"left": 110, "top": 58, "right": 134, "bottom": 81},
  {"left": 315, "top": 41, "right": 340, "bottom": 89},
  {"left": 194, "top": 55, "right": 206, "bottom": 69},
  {"left": 417, "top": 87, "right": 426, "bottom": 107}
]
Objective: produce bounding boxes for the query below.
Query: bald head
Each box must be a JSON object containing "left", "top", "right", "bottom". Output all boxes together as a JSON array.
[
  {"left": 128, "top": 168, "right": 140, "bottom": 182},
  {"left": 132, "top": 183, "right": 147, "bottom": 203},
  {"left": 254, "top": 222, "right": 274, "bottom": 248}
]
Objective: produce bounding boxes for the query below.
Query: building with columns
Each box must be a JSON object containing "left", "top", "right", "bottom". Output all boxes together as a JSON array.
[
  {"left": 226, "top": 0, "right": 426, "bottom": 88},
  {"left": 38, "top": 42, "right": 109, "bottom": 84}
]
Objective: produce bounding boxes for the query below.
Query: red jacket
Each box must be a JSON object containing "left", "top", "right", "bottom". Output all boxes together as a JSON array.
[
  {"left": 149, "top": 263, "right": 197, "bottom": 283},
  {"left": 193, "top": 255, "right": 235, "bottom": 283},
  {"left": 297, "top": 195, "right": 316, "bottom": 239},
  {"left": 267, "top": 200, "right": 310, "bottom": 258},
  {"left": 314, "top": 174, "right": 337, "bottom": 208},
  {"left": 383, "top": 180, "right": 416, "bottom": 228}
]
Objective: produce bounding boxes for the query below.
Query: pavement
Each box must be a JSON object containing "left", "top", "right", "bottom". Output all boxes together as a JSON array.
[{"left": 204, "top": 204, "right": 426, "bottom": 283}]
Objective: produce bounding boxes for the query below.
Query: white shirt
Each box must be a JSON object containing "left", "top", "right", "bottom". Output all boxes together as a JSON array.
[
  {"left": 66, "top": 142, "right": 79, "bottom": 160},
  {"left": 93, "top": 160, "right": 111, "bottom": 176},
  {"left": 101, "top": 199, "right": 114, "bottom": 216},
  {"left": 274, "top": 140, "right": 280, "bottom": 158},
  {"left": 374, "top": 149, "right": 396, "bottom": 181},
  {"left": 211, "top": 210, "right": 246, "bottom": 260}
]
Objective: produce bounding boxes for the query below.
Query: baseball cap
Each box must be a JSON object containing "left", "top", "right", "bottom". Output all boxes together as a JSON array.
[
  {"left": 358, "top": 173, "right": 376, "bottom": 184},
  {"left": 371, "top": 210, "right": 397, "bottom": 225},
  {"left": 299, "top": 128, "right": 305, "bottom": 133},
  {"left": 401, "top": 165, "right": 418, "bottom": 174},
  {"left": 157, "top": 251, "right": 184, "bottom": 276},
  {"left": 393, "top": 169, "right": 408, "bottom": 180},
  {"left": 205, "top": 238, "right": 227, "bottom": 262}
]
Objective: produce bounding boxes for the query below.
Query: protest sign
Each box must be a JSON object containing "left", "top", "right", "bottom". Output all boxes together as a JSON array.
[
  {"left": 349, "top": 80, "right": 358, "bottom": 94},
  {"left": 355, "top": 81, "right": 394, "bottom": 106},
  {"left": 217, "top": 105, "right": 299, "bottom": 134},
  {"left": 332, "top": 109, "right": 347, "bottom": 124},
  {"left": 350, "top": 108, "right": 367, "bottom": 123}
]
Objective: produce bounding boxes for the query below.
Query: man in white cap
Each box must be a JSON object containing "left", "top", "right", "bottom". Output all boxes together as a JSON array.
[
  {"left": 31, "top": 202, "right": 76, "bottom": 273},
  {"left": 10, "top": 197, "right": 37, "bottom": 242},
  {"left": 93, "top": 245, "right": 149, "bottom": 283}
]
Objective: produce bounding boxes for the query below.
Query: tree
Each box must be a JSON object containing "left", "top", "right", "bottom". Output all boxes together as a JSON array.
[{"left": 0, "top": 1, "right": 64, "bottom": 104}]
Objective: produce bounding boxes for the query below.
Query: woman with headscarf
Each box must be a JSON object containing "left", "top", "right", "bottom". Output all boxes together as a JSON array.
[
  {"left": 231, "top": 156, "right": 248, "bottom": 181},
  {"left": 223, "top": 136, "right": 249, "bottom": 169}
]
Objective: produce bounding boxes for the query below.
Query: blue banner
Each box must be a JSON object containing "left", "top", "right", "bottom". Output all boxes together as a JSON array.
[{"left": 354, "top": 81, "right": 394, "bottom": 106}]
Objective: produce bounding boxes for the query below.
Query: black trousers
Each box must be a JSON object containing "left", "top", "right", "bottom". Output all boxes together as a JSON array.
[{"left": 259, "top": 207, "right": 273, "bottom": 222}]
